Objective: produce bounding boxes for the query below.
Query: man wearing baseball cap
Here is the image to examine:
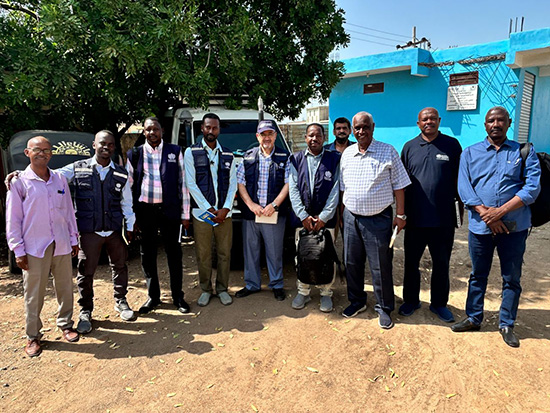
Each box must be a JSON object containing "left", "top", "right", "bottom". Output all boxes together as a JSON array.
[{"left": 235, "top": 120, "right": 290, "bottom": 301}]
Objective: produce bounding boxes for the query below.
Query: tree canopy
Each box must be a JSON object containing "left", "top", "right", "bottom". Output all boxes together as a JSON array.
[{"left": 0, "top": 0, "right": 348, "bottom": 146}]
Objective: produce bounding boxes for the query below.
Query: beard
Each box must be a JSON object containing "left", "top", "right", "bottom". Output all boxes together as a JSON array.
[
  {"left": 204, "top": 133, "right": 217, "bottom": 142},
  {"left": 335, "top": 136, "right": 349, "bottom": 144}
]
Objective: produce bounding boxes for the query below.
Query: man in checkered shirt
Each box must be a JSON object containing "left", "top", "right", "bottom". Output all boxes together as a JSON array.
[
  {"left": 234, "top": 120, "right": 290, "bottom": 302},
  {"left": 126, "top": 117, "right": 191, "bottom": 315},
  {"left": 340, "top": 111, "right": 411, "bottom": 329}
]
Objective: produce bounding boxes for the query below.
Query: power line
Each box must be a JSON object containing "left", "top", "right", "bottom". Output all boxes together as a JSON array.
[
  {"left": 350, "top": 36, "right": 396, "bottom": 47},
  {"left": 345, "top": 22, "right": 409, "bottom": 39},
  {"left": 346, "top": 28, "right": 407, "bottom": 43}
]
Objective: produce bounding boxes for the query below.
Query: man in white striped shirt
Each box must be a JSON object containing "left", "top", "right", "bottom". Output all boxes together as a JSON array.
[{"left": 340, "top": 111, "right": 411, "bottom": 329}]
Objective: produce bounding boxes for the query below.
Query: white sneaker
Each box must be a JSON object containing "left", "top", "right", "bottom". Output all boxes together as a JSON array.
[{"left": 114, "top": 299, "right": 136, "bottom": 321}]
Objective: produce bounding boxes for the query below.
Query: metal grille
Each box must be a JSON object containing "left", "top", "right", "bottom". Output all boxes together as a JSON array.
[{"left": 517, "top": 72, "right": 535, "bottom": 143}]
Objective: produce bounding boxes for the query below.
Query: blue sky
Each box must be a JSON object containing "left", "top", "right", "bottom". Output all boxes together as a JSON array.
[{"left": 335, "top": 0, "right": 550, "bottom": 60}]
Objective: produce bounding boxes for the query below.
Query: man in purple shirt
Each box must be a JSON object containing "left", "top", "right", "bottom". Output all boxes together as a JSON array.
[{"left": 6, "top": 136, "right": 80, "bottom": 357}]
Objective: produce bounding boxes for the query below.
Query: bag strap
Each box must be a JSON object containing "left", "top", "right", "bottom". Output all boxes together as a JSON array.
[{"left": 519, "top": 142, "right": 532, "bottom": 181}]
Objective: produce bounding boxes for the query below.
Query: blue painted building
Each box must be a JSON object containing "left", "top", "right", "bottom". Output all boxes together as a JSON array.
[{"left": 329, "top": 28, "right": 550, "bottom": 153}]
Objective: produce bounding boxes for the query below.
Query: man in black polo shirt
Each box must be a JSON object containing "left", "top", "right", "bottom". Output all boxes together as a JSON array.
[{"left": 399, "top": 107, "right": 462, "bottom": 322}]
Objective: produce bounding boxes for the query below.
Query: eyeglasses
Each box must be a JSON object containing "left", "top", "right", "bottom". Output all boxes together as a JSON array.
[{"left": 27, "top": 147, "right": 52, "bottom": 155}]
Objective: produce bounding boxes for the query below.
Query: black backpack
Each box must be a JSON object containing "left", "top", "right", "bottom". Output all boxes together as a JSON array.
[
  {"left": 520, "top": 143, "right": 550, "bottom": 227},
  {"left": 296, "top": 228, "right": 341, "bottom": 285}
]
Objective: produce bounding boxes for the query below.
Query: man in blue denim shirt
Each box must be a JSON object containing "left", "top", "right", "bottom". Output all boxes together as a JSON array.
[{"left": 451, "top": 106, "right": 541, "bottom": 348}]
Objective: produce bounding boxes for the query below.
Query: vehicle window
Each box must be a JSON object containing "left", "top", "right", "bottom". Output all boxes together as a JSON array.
[{"left": 192, "top": 120, "right": 288, "bottom": 155}]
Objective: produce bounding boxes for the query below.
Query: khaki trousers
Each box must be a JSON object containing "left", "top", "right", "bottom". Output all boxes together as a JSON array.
[
  {"left": 23, "top": 242, "right": 74, "bottom": 339},
  {"left": 192, "top": 217, "right": 233, "bottom": 294}
]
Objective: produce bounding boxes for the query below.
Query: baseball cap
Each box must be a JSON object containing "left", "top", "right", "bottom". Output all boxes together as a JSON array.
[{"left": 257, "top": 120, "right": 277, "bottom": 134}]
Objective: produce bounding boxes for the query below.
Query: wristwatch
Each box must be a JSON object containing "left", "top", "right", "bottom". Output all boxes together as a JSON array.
[
  {"left": 271, "top": 202, "right": 279, "bottom": 211},
  {"left": 396, "top": 214, "right": 407, "bottom": 220}
]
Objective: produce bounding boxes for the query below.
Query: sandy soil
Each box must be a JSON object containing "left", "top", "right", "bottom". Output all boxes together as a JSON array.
[{"left": 0, "top": 222, "right": 549, "bottom": 413}]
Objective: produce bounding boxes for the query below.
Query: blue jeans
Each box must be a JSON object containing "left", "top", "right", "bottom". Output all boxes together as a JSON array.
[
  {"left": 343, "top": 207, "right": 394, "bottom": 313},
  {"left": 466, "top": 230, "right": 527, "bottom": 328},
  {"left": 242, "top": 216, "right": 286, "bottom": 290}
]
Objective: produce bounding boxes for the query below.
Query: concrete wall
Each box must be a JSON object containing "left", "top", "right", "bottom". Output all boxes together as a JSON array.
[{"left": 530, "top": 70, "right": 550, "bottom": 153}]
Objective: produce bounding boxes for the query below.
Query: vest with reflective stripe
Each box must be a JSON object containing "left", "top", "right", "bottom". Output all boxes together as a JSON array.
[
  {"left": 73, "top": 158, "right": 128, "bottom": 233},
  {"left": 239, "top": 146, "right": 289, "bottom": 221},
  {"left": 189, "top": 142, "right": 233, "bottom": 209}
]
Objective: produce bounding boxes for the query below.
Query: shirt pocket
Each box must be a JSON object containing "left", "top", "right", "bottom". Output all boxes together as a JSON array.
[{"left": 504, "top": 158, "right": 522, "bottom": 180}]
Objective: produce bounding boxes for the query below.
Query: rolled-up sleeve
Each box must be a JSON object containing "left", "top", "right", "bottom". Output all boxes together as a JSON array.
[{"left": 516, "top": 144, "right": 541, "bottom": 206}]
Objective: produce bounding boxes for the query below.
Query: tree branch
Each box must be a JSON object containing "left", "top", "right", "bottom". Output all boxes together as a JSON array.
[{"left": 0, "top": 3, "right": 39, "bottom": 21}]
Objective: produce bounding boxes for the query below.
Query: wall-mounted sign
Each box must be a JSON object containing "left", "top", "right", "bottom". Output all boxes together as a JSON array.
[{"left": 446, "top": 84, "right": 478, "bottom": 111}]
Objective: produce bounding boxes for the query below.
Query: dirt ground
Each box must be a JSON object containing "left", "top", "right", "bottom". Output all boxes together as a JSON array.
[{"left": 0, "top": 221, "right": 549, "bottom": 413}]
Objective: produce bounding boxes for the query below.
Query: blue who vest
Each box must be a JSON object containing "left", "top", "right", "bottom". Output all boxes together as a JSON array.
[
  {"left": 289, "top": 150, "right": 340, "bottom": 228},
  {"left": 238, "top": 146, "right": 289, "bottom": 221},
  {"left": 189, "top": 142, "right": 233, "bottom": 209},
  {"left": 73, "top": 158, "right": 128, "bottom": 233},
  {"left": 126, "top": 143, "right": 183, "bottom": 220}
]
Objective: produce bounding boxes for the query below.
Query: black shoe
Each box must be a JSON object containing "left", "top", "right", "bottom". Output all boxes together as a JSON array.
[
  {"left": 235, "top": 287, "right": 260, "bottom": 298},
  {"left": 500, "top": 327, "right": 520, "bottom": 348},
  {"left": 174, "top": 298, "right": 190, "bottom": 314},
  {"left": 139, "top": 298, "right": 161, "bottom": 314},
  {"left": 451, "top": 318, "right": 481, "bottom": 332},
  {"left": 273, "top": 288, "right": 286, "bottom": 301}
]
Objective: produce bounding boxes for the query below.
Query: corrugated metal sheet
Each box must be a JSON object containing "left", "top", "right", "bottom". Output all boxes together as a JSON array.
[{"left": 517, "top": 72, "right": 535, "bottom": 143}]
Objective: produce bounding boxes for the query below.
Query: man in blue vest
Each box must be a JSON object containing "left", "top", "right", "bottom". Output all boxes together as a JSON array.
[
  {"left": 235, "top": 120, "right": 290, "bottom": 301},
  {"left": 66, "top": 131, "right": 136, "bottom": 333},
  {"left": 184, "top": 113, "right": 237, "bottom": 307},
  {"left": 289, "top": 123, "right": 340, "bottom": 312},
  {"left": 126, "top": 117, "right": 191, "bottom": 315}
]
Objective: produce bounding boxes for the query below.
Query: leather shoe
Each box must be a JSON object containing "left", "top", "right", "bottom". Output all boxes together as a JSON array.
[
  {"left": 139, "top": 298, "right": 161, "bottom": 314},
  {"left": 235, "top": 287, "right": 260, "bottom": 298},
  {"left": 500, "top": 327, "right": 520, "bottom": 348},
  {"left": 25, "top": 338, "right": 42, "bottom": 357},
  {"left": 273, "top": 288, "right": 286, "bottom": 301},
  {"left": 174, "top": 298, "right": 190, "bottom": 314},
  {"left": 451, "top": 318, "right": 481, "bottom": 332},
  {"left": 62, "top": 328, "right": 80, "bottom": 342}
]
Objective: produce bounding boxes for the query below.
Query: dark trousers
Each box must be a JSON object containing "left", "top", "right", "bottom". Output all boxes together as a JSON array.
[
  {"left": 466, "top": 230, "right": 527, "bottom": 328},
  {"left": 403, "top": 226, "right": 455, "bottom": 307},
  {"left": 77, "top": 231, "right": 128, "bottom": 313},
  {"left": 343, "top": 206, "right": 394, "bottom": 313},
  {"left": 137, "top": 203, "right": 183, "bottom": 303}
]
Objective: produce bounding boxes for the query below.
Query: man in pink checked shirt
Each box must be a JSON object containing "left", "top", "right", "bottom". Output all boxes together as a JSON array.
[
  {"left": 6, "top": 136, "right": 80, "bottom": 358},
  {"left": 126, "top": 117, "right": 191, "bottom": 314}
]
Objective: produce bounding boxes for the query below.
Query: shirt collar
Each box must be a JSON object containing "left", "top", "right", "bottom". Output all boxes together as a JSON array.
[
  {"left": 353, "top": 139, "right": 377, "bottom": 156},
  {"left": 91, "top": 156, "right": 115, "bottom": 169},
  {"left": 417, "top": 132, "right": 441, "bottom": 146},
  {"left": 201, "top": 138, "right": 221, "bottom": 153},
  {"left": 144, "top": 140, "right": 163, "bottom": 153},
  {"left": 259, "top": 147, "right": 274, "bottom": 159},
  {"left": 23, "top": 165, "right": 53, "bottom": 182},
  {"left": 483, "top": 137, "right": 511, "bottom": 150},
  {"left": 305, "top": 148, "right": 324, "bottom": 158}
]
